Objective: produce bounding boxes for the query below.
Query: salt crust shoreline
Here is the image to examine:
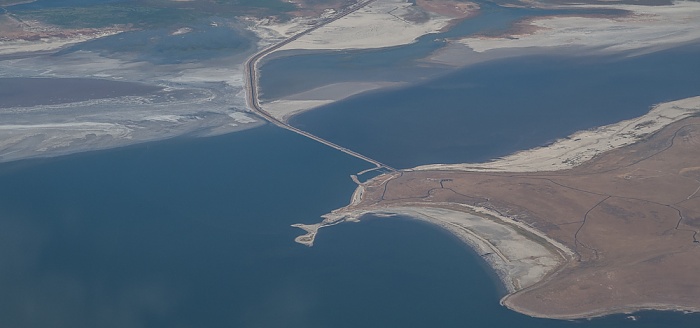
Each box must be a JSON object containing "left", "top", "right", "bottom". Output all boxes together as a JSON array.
[
  {"left": 253, "top": 2, "right": 700, "bottom": 128},
  {"left": 412, "top": 95, "right": 700, "bottom": 173},
  {"left": 266, "top": 0, "right": 700, "bottom": 320},
  {"left": 505, "top": 299, "right": 700, "bottom": 321},
  {"left": 260, "top": 81, "right": 402, "bottom": 122},
  {"left": 296, "top": 204, "right": 573, "bottom": 294},
  {"left": 457, "top": 1, "right": 700, "bottom": 56},
  {"left": 0, "top": 27, "right": 127, "bottom": 56},
  {"left": 278, "top": 0, "right": 456, "bottom": 51},
  {"left": 293, "top": 95, "right": 700, "bottom": 318}
]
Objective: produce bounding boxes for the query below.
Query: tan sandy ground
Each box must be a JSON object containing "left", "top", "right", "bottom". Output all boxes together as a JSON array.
[
  {"left": 294, "top": 96, "right": 700, "bottom": 318},
  {"left": 249, "top": 0, "right": 477, "bottom": 52},
  {"left": 254, "top": 1, "right": 700, "bottom": 125},
  {"left": 260, "top": 81, "right": 402, "bottom": 122},
  {"left": 413, "top": 96, "right": 700, "bottom": 172},
  {"left": 0, "top": 15, "right": 128, "bottom": 56},
  {"left": 296, "top": 205, "right": 572, "bottom": 293},
  {"left": 456, "top": 1, "right": 700, "bottom": 55}
]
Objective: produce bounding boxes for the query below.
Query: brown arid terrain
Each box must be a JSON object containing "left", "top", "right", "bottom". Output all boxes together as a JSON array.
[
  {"left": 297, "top": 114, "right": 700, "bottom": 318},
  {"left": 415, "top": 0, "right": 479, "bottom": 18},
  {"left": 0, "top": 14, "right": 128, "bottom": 42},
  {"left": 0, "top": 0, "right": 358, "bottom": 55}
]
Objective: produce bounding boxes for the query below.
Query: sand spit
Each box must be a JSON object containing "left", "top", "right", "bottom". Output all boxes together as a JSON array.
[
  {"left": 0, "top": 15, "right": 128, "bottom": 56},
  {"left": 260, "top": 81, "right": 401, "bottom": 122},
  {"left": 412, "top": 95, "right": 700, "bottom": 173},
  {"left": 293, "top": 94, "right": 700, "bottom": 317},
  {"left": 276, "top": 0, "right": 470, "bottom": 51},
  {"left": 262, "top": 100, "right": 334, "bottom": 122},
  {"left": 0, "top": 29, "right": 126, "bottom": 56},
  {"left": 294, "top": 204, "right": 571, "bottom": 293},
  {"left": 457, "top": 1, "right": 700, "bottom": 55}
]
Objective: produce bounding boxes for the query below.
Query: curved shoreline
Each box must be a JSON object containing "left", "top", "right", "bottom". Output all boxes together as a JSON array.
[
  {"left": 503, "top": 298, "right": 700, "bottom": 320},
  {"left": 293, "top": 94, "right": 700, "bottom": 319},
  {"left": 296, "top": 204, "right": 573, "bottom": 293},
  {"left": 412, "top": 95, "right": 700, "bottom": 173}
]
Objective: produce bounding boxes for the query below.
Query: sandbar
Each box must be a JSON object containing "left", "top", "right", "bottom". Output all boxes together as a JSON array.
[
  {"left": 255, "top": 0, "right": 476, "bottom": 52},
  {"left": 456, "top": 1, "right": 700, "bottom": 56},
  {"left": 260, "top": 81, "right": 402, "bottom": 122}
]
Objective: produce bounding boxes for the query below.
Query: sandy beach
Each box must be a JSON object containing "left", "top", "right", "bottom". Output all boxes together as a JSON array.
[
  {"left": 411, "top": 95, "right": 700, "bottom": 173},
  {"left": 295, "top": 204, "right": 571, "bottom": 293},
  {"left": 293, "top": 94, "right": 700, "bottom": 318},
  {"left": 0, "top": 14, "right": 129, "bottom": 57},
  {"left": 0, "top": 29, "right": 126, "bottom": 56},
  {"left": 249, "top": 0, "right": 474, "bottom": 52},
  {"left": 457, "top": 1, "right": 700, "bottom": 56},
  {"left": 260, "top": 81, "right": 402, "bottom": 122}
]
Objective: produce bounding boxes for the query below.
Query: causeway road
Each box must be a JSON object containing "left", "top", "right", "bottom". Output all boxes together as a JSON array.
[{"left": 244, "top": 0, "right": 397, "bottom": 173}]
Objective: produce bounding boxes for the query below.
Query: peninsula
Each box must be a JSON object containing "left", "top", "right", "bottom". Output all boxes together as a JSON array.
[
  {"left": 294, "top": 97, "right": 700, "bottom": 319},
  {"left": 242, "top": 0, "right": 700, "bottom": 319}
]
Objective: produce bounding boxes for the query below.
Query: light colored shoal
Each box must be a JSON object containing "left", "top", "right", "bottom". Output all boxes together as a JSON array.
[
  {"left": 0, "top": 28, "right": 126, "bottom": 56},
  {"left": 260, "top": 81, "right": 402, "bottom": 122},
  {"left": 411, "top": 95, "right": 700, "bottom": 173},
  {"left": 0, "top": 122, "right": 133, "bottom": 153},
  {"left": 294, "top": 205, "right": 570, "bottom": 293},
  {"left": 277, "top": 0, "right": 456, "bottom": 51},
  {"left": 457, "top": 1, "right": 700, "bottom": 55},
  {"left": 262, "top": 100, "right": 334, "bottom": 122}
]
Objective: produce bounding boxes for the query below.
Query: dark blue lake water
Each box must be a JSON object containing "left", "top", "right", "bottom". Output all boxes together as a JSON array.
[
  {"left": 6, "top": 0, "right": 129, "bottom": 10},
  {"left": 2, "top": 1, "right": 700, "bottom": 326},
  {"left": 258, "top": 2, "right": 623, "bottom": 100},
  {"left": 259, "top": 2, "right": 536, "bottom": 100},
  {"left": 57, "top": 22, "right": 253, "bottom": 65},
  {"left": 290, "top": 43, "right": 700, "bottom": 168},
  {"left": 2, "top": 125, "right": 699, "bottom": 327}
]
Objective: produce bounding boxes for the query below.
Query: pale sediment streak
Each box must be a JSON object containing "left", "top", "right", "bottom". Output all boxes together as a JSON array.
[
  {"left": 292, "top": 95, "right": 699, "bottom": 294},
  {"left": 457, "top": 1, "right": 700, "bottom": 55},
  {"left": 294, "top": 204, "right": 571, "bottom": 293},
  {"left": 411, "top": 96, "right": 700, "bottom": 173},
  {"left": 278, "top": 0, "right": 454, "bottom": 51}
]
